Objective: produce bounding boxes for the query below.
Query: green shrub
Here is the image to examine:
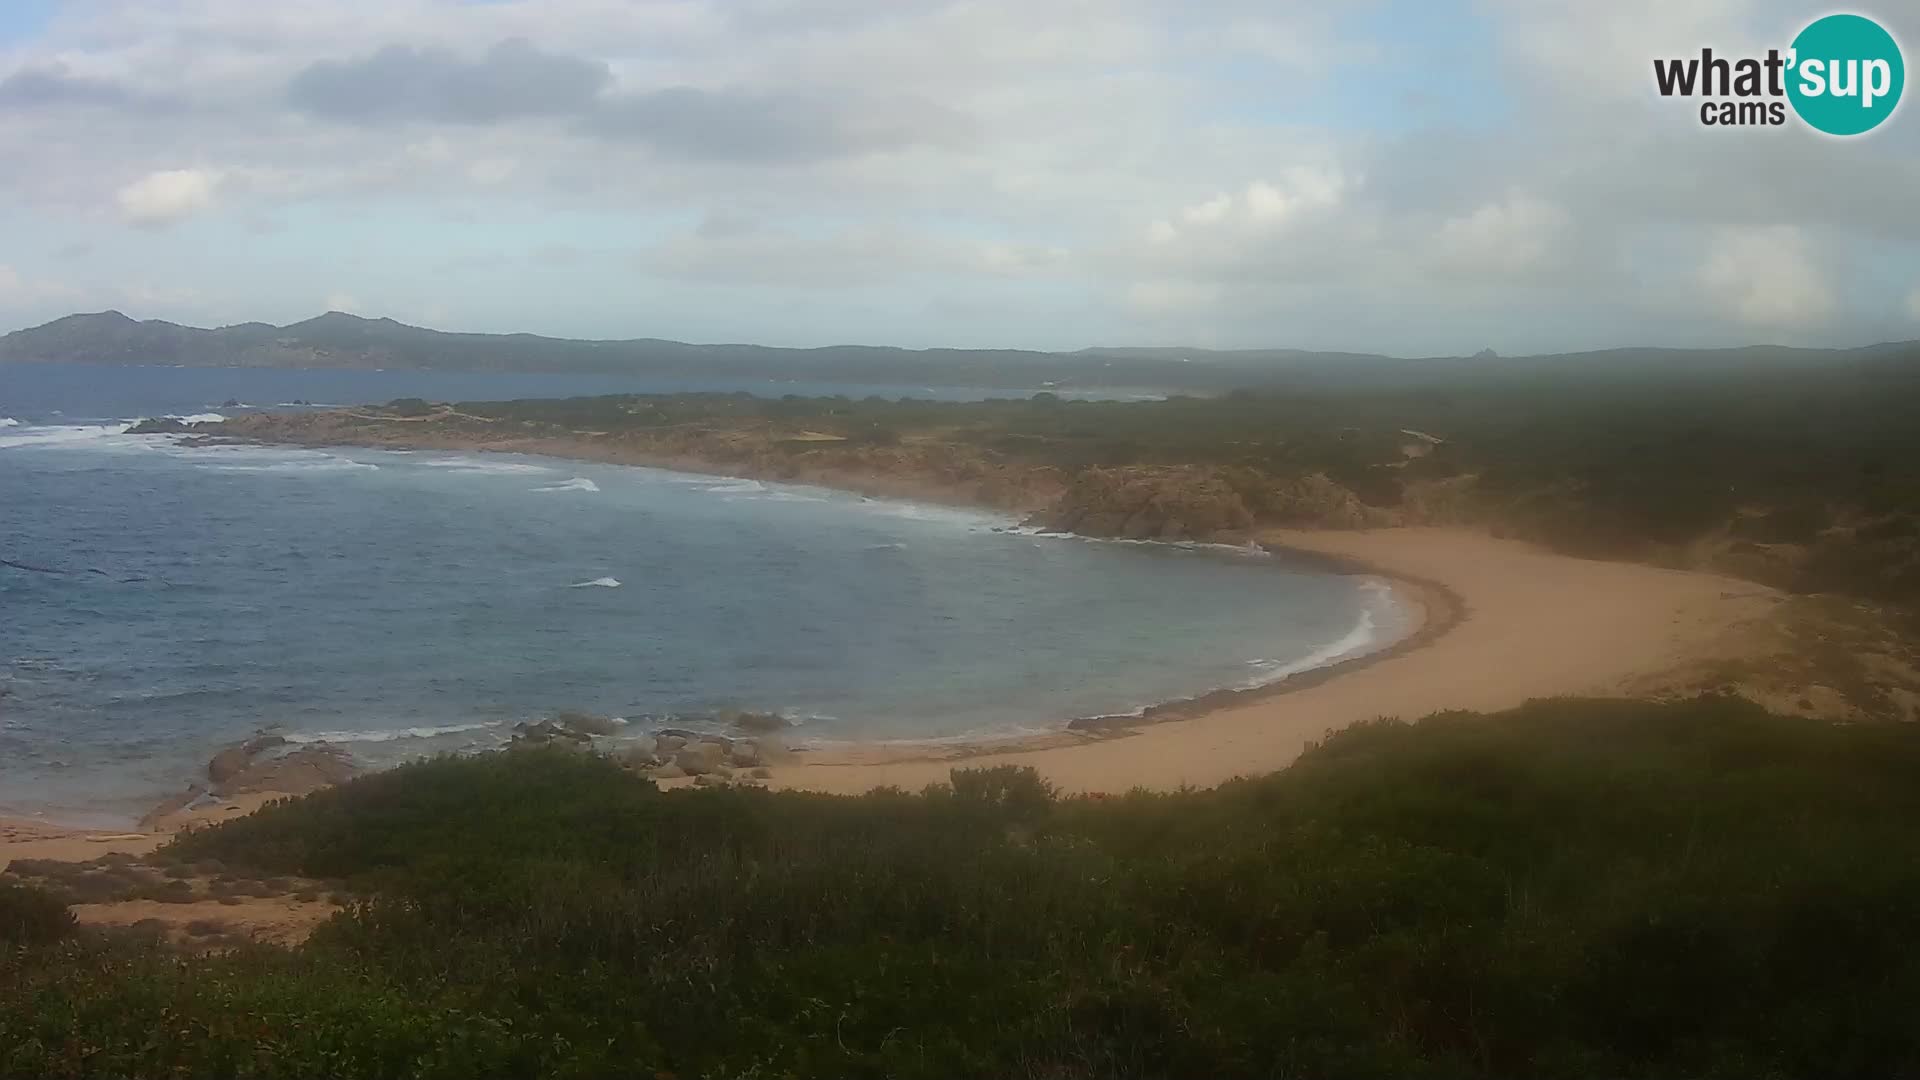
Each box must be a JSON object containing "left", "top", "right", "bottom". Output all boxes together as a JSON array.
[
  {"left": 8, "top": 698, "right": 1920, "bottom": 1077},
  {"left": 0, "top": 882, "right": 75, "bottom": 945}
]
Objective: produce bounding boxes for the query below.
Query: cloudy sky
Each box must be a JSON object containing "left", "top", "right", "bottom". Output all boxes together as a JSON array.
[{"left": 1, "top": 0, "right": 1916, "bottom": 354}]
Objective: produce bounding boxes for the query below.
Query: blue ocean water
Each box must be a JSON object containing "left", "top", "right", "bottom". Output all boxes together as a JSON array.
[{"left": 0, "top": 364, "right": 1407, "bottom": 825}]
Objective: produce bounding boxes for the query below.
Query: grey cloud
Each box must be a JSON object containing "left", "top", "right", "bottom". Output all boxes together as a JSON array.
[
  {"left": 0, "top": 65, "right": 167, "bottom": 111},
  {"left": 585, "top": 87, "right": 969, "bottom": 162},
  {"left": 285, "top": 38, "right": 963, "bottom": 163},
  {"left": 287, "top": 38, "right": 611, "bottom": 124}
]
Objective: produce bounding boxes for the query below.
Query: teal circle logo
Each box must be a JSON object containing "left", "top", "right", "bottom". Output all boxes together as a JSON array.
[{"left": 1787, "top": 14, "right": 1904, "bottom": 136}]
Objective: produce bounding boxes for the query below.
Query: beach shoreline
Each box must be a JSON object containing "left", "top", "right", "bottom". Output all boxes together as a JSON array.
[
  {"left": 3, "top": 418, "right": 1785, "bottom": 841},
  {"left": 755, "top": 525, "right": 1781, "bottom": 794}
]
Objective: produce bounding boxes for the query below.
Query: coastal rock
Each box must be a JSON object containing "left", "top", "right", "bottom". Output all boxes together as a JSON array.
[
  {"left": 725, "top": 710, "right": 788, "bottom": 734},
  {"left": 675, "top": 743, "right": 729, "bottom": 776},
  {"left": 750, "top": 736, "right": 796, "bottom": 765},
  {"left": 138, "top": 785, "right": 208, "bottom": 831},
  {"left": 648, "top": 764, "right": 687, "bottom": 780},
  {"left": 218, "top": 745, "right": 355, "bottom": 796},
  {"left": 205, "top": 734, "right": 289, "bottom": 786},
  {"left": 513, "top": 720, "right": 590, "bottom": 744},
  {"left": 729, "top": 740, "right": 760, "bottom": 768},
  {"left": 207, "top": 746, "right": 254, "bottom": 785},
  {"left": 1027, "top": 466, "right": 1257, "bottom": 542},
  {"left": 749, "top": 767, "right": 773, "bottom": 779},
  {"left": 555, "top": 711, "right": 618, "bottom": 737},
  {"left": 614, "top": 735, "right": 658, "bottom": 761},
  {"left": 126, "top": 417, "right": 195, "bottom": 435},
  {"left": 654, "top": 734, "right": 688, "bottom": 754}
]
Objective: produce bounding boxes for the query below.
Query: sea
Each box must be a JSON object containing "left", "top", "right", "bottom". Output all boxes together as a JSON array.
[{"left": 0, "top": 362, "right": 1412, "bottom": 825}]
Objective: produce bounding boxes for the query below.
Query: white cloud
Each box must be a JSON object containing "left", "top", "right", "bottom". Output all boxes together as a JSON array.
[
  {"left": 1434, "top": 193, "right": 1570, "bottom": 274},
  {"left": 1699, "top": 226, "right": 1834, "bottom": 329},
  {"left": 1125, "top": 279, "right": 1219, "bottom": 314},
  {"left": 325, "top": 291, "right": 360, "bottom": 313},
  {"left": 0, "top": 264, "right": 83, "bottom": 306},
  {"left": 115, "top": 167, "right": 220, "bottom": 227},
  {"left": 0, "top": 0, "right": 1910, "bottom": 351},
  {"left": 1181, "top": 194, "right": 1233, "bottom": 226},
  {"left": 1154, "top": 168, "right": 1349, "bottom": 246}
]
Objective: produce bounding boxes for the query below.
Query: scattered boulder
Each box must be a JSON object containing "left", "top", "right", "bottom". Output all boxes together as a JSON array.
[
  {"left": 729, "top": 740, "right": 759, "bottom": 768},
  {"left": 654, "top": 734, "right": 688, "bottom": 754},
  {"left": 749, "top": 767, "right": 773, "bottom": 779},
  {"left": 555, "top": 711, "right": 618, "bottom": 737},
  {"left": 649, "top": 764, "right": 687, "bottom": 780},
  {"left": 509, "top": 719, "right": 592, "bottom": 751},
  {"left": 612, "top": 735, "right": 657, "bottom": 766},
  {"left": 725, "top": 710, "right": 788, "bottom": 734},
  {"left": 750, "top": 736, "right": 796, "bottom": 765},
  {"left": 675, "top": 742, "right": 729, "bottom": 776}
]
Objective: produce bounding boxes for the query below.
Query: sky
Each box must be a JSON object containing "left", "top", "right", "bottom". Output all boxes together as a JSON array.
[{"left": 0, "top": 0, "right": 1917, "bottom": 354}]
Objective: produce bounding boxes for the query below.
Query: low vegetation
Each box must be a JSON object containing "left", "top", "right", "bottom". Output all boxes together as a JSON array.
[{"left": 6, "top": 695, "right": 1920, "bottom": 1078}]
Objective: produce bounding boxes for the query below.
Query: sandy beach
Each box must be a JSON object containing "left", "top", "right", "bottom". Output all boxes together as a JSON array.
[{"left": 763, "top": 526, "right": 1783, "bottom": 795}]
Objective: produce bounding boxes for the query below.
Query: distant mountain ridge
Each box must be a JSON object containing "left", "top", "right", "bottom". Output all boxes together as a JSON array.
[{"left": 4, "top": 310, "right": 1917, "bottom": 393}]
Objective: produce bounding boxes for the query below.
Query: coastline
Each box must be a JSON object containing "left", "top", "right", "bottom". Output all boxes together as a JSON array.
[
  {"left": 3, "top": 417, "right": 1785, "bottom": 840},
  {"left": 762, "top": 526, "right": 1781, "bottom": 794}
]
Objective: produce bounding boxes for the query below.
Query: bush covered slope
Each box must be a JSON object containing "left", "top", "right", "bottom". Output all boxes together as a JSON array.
[{"left": 6, "top": 695, "right": 1920, "bottom": 1078}]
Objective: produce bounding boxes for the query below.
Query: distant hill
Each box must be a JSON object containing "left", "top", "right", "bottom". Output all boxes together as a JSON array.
[{"left": 3, "top": 310, "right": 1916, "bottom": 393}]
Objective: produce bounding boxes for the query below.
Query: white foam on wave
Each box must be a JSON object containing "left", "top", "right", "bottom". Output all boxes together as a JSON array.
[
  {"left": 0, "top": 417, "right": 18, "bottom": 428},
  {"left": 533, "top": 477, "right": 600, "bottom": 493},
  {"left": 168, "top": 412, "right": 227, "bottom": 425},
  {"left": 700, "top": 479, "right": 765, "bottom": 494},
  {"left": 569, "top": 576, "right": 622, "bottom": 588},
  {"left": 1240, "top": 577, "right": 1405, "bottom": 689},
  {"left": 1009, "top": 525, "right": 1270, "bottom": 558},
  {"left": 202, "top": 455, "right": 378, "bottom": 474},
  {"left": 851, "top": 499, "right": 1011, "bottom": 529},
  {"left": 0, "top": 422, "right": 134, "bottom": 450},
  {"left": 419, "top": 458, "right": 554, "bottom": 475},
  {"left": 283, "top": 721, "right": 496, "bottom": 745}
]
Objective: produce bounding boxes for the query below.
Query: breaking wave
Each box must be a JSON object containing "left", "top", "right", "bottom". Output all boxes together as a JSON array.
[
  {"left": 282, "top": 721, "right": 496, "bottom": 745},
  {"left": 533, "top": 477, "right": 600, "bottom": 493}
]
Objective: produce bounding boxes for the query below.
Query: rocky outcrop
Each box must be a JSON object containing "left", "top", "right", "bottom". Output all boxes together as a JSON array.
[
  {"left": 206, "top": 734, "right": 288, "bottom": 786},
  {"left": 220, "top": 746, "right": 355, "bottom": 796},
  {"left": 508, "top": 719, "right": 594, "bottom": 752},
  {"left": 126, "top": 417, "right": 197, "bottom": 434},
  {"left": 555, "top": 711, "right": 619, "bottom": 737},
  {"left": 1024, "top": 465, "right": 1409, "bottom": 540},
  {"left": 1025, "top": 466, "right": 1257, "bottom": 542},
  {"left": 675, "top": 742, "right": 730, "bottom": 776},
  {"left": 724, "top": 710, "right": 788, "bottom": 734}
]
